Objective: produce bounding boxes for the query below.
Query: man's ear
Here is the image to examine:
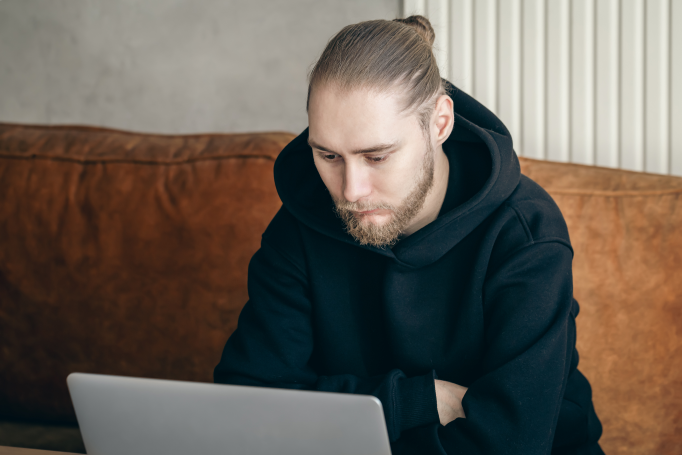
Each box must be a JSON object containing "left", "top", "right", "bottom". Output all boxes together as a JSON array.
[{"left": 433, "top": 94, "right": 455, "bottom": 147}]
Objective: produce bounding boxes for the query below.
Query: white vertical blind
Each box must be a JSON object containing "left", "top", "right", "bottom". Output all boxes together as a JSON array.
[
  {"left": 403, "top": 0, "right": 426, "bottom": 16},
  {"left": 674, "top": 0, "right": 682, "bottom": 177},
  {"left": 645, "top": 0, "right": 670, "bottom": 174},
  {"left": 546, "top": 0, "right": 570, "bottom": 163},
  {"left": 521, "top": 0, "right": 546, "bottom": 159},
  {"left": 595, "top": 0, "right": 620, "bottom": 168},
  {"left": 473, "top": 0, "right": 498, "bottom": 112},
  {"left": 497, "top": 0, "right": 522, "bottom": 153},
  {"left": 449, "top": 0, "right": 474, "bottom": 94},
  {"left": 427, "top": 0, "right": 450, "bottom": 79},
  {"left": 403, "top": 0, "right": 681, "bottom": 177},
  {"left": 620, "top": 0, "right": 646, "bottom": 172},
  {"left": 570, "top": 0, "right": 596, "bottom": 165}
]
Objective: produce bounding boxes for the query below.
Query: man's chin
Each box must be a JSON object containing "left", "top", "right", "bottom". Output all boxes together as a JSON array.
[
  {"left": 354, "top": 212, "right": 392, "bottom": 225},
  {"left": 345, "top": 217, "right": 404, "bottom": 247},
  {"left": 334, "top": 206, "right": 402, "bottom": 247},
  {"left": 355, "top": 215, "right": 391, "bottom": 229}
]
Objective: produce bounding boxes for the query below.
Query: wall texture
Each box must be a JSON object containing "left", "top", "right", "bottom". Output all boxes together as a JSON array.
[{"left": 0, "top": 0, "right": 399, "bottom": 134}]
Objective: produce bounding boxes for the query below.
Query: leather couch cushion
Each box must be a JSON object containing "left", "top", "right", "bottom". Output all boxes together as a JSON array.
[{"left": 0, "top": 123, "right": 293, "bottom": 423}]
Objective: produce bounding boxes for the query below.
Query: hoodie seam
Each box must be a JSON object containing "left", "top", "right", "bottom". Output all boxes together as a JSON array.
[
  {"left": 487, "top": 239, "right": 574, "bottom": 279},
  {"left": 503, "top": 203, "right": 574, "bottom": 256},
  {"left": 508, "top": 204, "right": 534, "bottom": 243}
]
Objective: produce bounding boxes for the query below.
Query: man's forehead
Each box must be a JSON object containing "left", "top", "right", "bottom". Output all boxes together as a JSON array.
[{"left": 307, "top": 86, "right": 419, "bottom": 155}]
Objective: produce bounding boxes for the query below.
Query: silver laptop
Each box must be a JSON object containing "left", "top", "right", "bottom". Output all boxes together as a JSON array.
[{"left": 67, "top": 372, "right": 392, "bottom": 455}]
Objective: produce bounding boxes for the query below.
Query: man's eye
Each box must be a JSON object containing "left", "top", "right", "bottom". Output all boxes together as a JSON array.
[
  {"left": 367, "top": 155, "right": 388, "bottom": 163},
  {"left": 322, "top": 153, "right": 339, "bottom": 161}
]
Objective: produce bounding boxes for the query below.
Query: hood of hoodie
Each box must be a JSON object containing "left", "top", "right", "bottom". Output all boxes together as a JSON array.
[{"left": 273, "top": 79, "right": 521, "bottom": 269}]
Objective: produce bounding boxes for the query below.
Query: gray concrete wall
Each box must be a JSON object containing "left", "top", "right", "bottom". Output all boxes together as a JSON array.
[{"left": 0, "top": 0, "right": 400, "bottom": 134}]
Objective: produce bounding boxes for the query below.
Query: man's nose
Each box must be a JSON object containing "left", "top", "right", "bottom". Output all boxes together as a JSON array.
[{"left": 342, "top": 162, "right": 372, "bottom": 203}]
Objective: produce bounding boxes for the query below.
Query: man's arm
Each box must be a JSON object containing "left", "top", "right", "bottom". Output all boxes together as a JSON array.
[
  {"left": 424, "top": 240, "right": 577, "bottom": 454},
  {"left": 214, "top": 215, "right": 440, "bottom": 442},
  {"left": 435, "top": 380, "right": 468, "bottom": 425}
]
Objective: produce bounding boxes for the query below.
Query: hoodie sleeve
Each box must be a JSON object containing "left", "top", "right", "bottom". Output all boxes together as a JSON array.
[
  {"left": 213, "top": 236, "right": 440, "bottom": 442},
  {"left": 398, "top": 240, "right": 577, "bottom": 455}
]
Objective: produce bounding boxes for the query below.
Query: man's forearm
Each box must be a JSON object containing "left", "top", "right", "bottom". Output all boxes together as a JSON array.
[{"left": 435, "top": 379, "right": 468, "bottom": 426}]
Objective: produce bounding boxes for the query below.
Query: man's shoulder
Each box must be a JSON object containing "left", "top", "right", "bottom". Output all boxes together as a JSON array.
[
  {"left": 263, "top": 205, "right": 299, "bottom": 239},
  {"left": 501, "top": 173, "right": 571, "bottom": 244},
  {"left": 484, "top": 174, "right": 573, "bottom": 272},
  {"left": 260, "top": 206, "right": 307, "bottom": 267}
]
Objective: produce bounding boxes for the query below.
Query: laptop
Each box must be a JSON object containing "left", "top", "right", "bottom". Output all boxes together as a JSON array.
[{"left": 67, "top": 372, "right": 392, "bottom": 455}]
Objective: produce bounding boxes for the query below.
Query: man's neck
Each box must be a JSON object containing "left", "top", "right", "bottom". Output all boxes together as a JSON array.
[{"left": 400, "top": 145, "right": 450, "bottom": 238}]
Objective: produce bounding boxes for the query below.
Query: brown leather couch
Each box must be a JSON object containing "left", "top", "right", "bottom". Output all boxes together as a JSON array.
[{"left": 1, "top": 123, "right": 681, "bottom": 454}]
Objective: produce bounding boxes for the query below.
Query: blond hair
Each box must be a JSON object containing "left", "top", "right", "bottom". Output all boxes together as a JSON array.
[{"left": 306, "top": 15, "right": 446, "bottom": 133}]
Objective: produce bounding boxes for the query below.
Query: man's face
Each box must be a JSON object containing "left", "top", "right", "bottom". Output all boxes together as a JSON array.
[{"left": 308, "top": 85, "right": 436, "bottom": 247}]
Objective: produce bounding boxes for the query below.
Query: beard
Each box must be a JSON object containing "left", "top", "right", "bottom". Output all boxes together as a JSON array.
[{"left": 332, "top": 140, "right": 436, "bottom": 248}]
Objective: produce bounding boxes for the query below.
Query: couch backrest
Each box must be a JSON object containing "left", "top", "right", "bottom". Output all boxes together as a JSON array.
[
  {"left": 520, "top": 157, "right": 682, "bottom": 455},
  {"left": 1, "top": 123, "right": 681, "bottom": 454},
  {"left": 0, "top": 123, "right": 293, "bottom": 423}
]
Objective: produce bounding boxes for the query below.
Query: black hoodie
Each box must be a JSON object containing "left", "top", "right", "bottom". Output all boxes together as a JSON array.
[{"left": 214, "top": 80, "right": 604, "bottom": 454}]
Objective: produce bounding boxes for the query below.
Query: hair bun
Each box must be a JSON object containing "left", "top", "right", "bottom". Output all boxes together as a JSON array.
[{"left": 393, "top": 15, "right": 435, "bottom": 47}]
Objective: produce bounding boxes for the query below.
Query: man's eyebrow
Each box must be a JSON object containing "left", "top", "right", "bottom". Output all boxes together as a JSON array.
[{"left": 308, "top": 138, "right": 400, "bottom": 155}]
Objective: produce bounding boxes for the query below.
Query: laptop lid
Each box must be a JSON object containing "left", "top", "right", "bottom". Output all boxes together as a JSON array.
[{"left": 67, "top": 372, "right": 392, "bottom": 455}]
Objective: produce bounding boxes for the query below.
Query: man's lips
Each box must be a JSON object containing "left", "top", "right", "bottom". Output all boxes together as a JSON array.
[{"left": 354, "top": 208, "right": 390, "bottom": 215}]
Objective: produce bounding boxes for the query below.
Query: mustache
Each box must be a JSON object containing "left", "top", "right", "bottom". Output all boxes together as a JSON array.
[{"left": 332, "top": 199, "right": 395, "bottom": 212}]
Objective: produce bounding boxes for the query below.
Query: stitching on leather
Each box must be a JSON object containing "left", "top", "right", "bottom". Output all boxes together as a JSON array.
[
  {"left": 543, "top": 188, "right": 682, "bottom": 197},
  {"left": 0, "top": 153, "right": 277, "bottom": 165}
]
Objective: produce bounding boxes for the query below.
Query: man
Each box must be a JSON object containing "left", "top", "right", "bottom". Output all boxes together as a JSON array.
[{"left": 214, "top": 15, "right": 604, "bottom": 454}]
